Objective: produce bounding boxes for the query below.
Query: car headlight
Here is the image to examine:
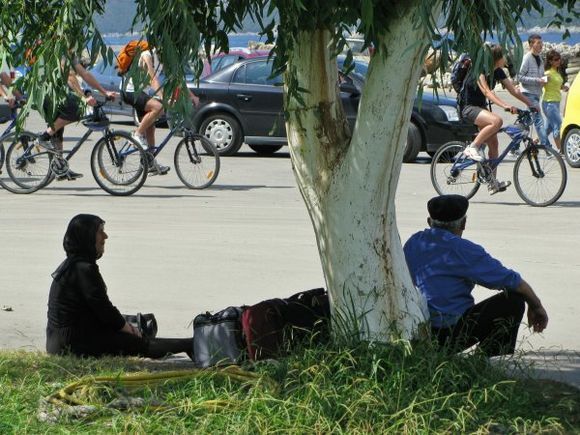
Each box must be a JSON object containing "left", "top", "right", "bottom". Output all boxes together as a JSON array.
[{"left": 438, "top": 105, "right": 460, "bottom": 122}]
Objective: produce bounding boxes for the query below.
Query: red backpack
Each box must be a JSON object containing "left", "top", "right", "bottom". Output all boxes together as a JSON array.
[{"left": 116, "top": 40, "right": 149, "bottom": 75}]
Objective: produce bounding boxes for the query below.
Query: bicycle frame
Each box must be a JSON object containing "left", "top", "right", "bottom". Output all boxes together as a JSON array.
[{"left": 449, "top": 122, "right": 535, "bottom": 178}]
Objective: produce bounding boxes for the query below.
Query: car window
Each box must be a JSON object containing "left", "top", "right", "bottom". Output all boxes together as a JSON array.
[
  {"left": 233, "top": 61, "right": 281, "bottom": 86},
  {"left": 218, "top": 55, "right": 241, "bottom": 71}
]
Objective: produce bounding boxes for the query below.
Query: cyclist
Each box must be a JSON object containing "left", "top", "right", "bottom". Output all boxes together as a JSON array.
[
  {"left": 460, "top": 45, "right": 534, "bottom": 195},
  {"left": 119, "top": 44, "right": 169, "bottom": 175},
  {"left": 0, "top": 59, "right": 23, "bottom": 107},
  {"left": 37, "top": 56, "right": 116, "bottom": 180}
]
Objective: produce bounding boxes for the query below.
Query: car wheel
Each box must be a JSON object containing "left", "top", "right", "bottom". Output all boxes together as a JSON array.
[
  {"left": 403, "top": 122, "right": 421, "bottom": 163},
  {"left": 248, "top": 145, "right": 283, "bottom": 156},
  {"left": 563, "top": 128, "right": 580, "bottom": 168},
  {"left": 200, "top": 113, "right": 243, "bottom": 156}
]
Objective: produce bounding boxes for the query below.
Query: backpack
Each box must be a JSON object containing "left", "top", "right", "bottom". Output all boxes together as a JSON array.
[
  {"left": 116, "top": 40, "right": 149, "bottom": 75},
  {"left": 450, "top": 53, "right": 472, "bottom": 106},
  {"left": 241, "top": 288, "right": 330, "bottom": 361}
]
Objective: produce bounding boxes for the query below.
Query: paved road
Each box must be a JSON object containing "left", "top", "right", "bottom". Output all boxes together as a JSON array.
[{"left": 1, "top": 94, "right": 578, "bottom": 387}]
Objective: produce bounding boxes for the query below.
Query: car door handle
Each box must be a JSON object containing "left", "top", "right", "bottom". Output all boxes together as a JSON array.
[{"left": 236, "top": 94, "right": 253, "bottom": 102}]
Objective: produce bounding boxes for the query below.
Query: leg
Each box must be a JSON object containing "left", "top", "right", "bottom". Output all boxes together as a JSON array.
[
  {"left": 542, "top": 101, "right": 562, "bottom": 151},
  {"left": 472, "top": 110, "right": 503, "bottom": 148},
  {"left": 135, "top": 96, "right": 163, "bottom": 147},
  {"left": 445, "top": 292, "right": 525, "bottom": 357},
  {"left": 524, "top": 92, "right": 549, "bottom": 146}
]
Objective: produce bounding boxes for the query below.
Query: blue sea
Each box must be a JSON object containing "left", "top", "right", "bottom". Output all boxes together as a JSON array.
[{"left": 103, "top": 31, "right": 580, "bottom": 49}]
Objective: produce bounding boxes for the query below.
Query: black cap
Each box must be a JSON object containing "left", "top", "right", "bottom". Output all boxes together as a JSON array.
[{"left": 428, "top": 195, "right": 468, "bottom": 222}]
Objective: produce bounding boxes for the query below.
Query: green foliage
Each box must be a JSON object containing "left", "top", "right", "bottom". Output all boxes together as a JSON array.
[
  {"left": 1, "top": 0, "right": 578, "bottom": 124},
  {"left": 1, "top": 344, "right": 578, "bottom": 433}
]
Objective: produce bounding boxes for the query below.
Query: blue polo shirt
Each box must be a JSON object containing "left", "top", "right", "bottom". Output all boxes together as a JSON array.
[{"left": 403, "top": 228, "right": 522, "bottom": 328}]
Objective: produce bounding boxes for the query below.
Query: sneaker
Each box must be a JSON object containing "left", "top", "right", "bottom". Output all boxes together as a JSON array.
[
  {"left": 145, "top": 151, "right": 170, "bottom": 176},
  {"left": 488, "top": 180, "right": 511, "bottom": 195},
  {"left": 463, "top": 145, "right": 485, "bottom": 162},
  {"left": 56, "top": 170, "right": 84, "bottom": 181},
  {"left": 509, "top": 148, "right": 521, "bottom": 157},
  {"left": 131, "top": 132, "right": 148, "bottom": 149}
]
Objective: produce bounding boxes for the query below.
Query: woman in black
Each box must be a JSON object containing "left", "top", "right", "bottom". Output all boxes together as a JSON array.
[
  {"left": 460, "top": 45, "right": 534, "bottom": 194},
  {"left": 46, "top": 214, "right": 192, "bottom": 358}
]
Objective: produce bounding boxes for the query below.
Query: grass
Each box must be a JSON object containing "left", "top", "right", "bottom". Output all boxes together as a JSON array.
[{"left": 0, "top": 339, "right": 578, "bottom": 434}]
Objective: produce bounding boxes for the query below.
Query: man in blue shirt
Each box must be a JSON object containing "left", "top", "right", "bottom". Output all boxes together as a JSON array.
[{"left": 404, "top": 195, "right": 548, "bottom": 356}]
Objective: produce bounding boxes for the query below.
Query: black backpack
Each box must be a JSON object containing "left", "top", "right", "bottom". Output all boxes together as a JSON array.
[{"left": 450, "top": 53, "right": 472, "bottom": 106}]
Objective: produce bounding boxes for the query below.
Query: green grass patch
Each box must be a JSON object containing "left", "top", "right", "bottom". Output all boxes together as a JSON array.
[{"left": 0, "top": 340, "right": 578, "bottom": 433}]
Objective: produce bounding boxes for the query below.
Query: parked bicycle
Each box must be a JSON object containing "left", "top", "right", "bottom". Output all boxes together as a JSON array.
[
  {"left": 92, "top": 113, "right": 220, "bottom": 190},
  {"left": 430, "top": 108, "right": 567, "bottom": 207},
  {"left": 4, "top": 98, "right": 148, "bottom": 196}
]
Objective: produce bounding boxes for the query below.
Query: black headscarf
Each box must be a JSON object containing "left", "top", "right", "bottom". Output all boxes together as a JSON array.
[{"left": 52, "top": 214, "right": 105, "bottom": 280}]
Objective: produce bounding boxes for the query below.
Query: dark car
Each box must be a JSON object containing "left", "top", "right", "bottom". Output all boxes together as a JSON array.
[
  {"left": 201, "top": 48, "right": 271, "bottom": 78},
  {"left": 188, "top": 56, "right": 477, "bottom": 159}
]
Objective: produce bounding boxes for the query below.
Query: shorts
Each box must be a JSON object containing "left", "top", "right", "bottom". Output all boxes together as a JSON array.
[
  {"left": 461, "top": 105, "right": 485, "bottom": 124},
  {"left": 121, "top": 91, "right": 152, "bottom": 119},
  {"left": 43, "top": 93, "right": 83, "bottom": 124}
]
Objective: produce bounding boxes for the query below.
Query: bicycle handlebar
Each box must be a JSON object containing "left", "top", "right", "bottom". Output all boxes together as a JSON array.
[{"left": 503, "top": 107, "right": 538, "bottom": 114}]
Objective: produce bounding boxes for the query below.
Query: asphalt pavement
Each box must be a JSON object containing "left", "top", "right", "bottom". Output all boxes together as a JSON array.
[{"left": 0, "top": 91, "right": 578, "bottom": 389}]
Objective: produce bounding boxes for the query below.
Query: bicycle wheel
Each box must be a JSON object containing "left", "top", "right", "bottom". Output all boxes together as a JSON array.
[
  {"left": 91, "top": 131, "right": 148, "bottom": 196},
  {"left": 3, "top": 132, "right": 53, "bottom": 193},
  {"left": 513, "top": 145, "right": 567, "bottom": 207},
  {"left": 430, "top": 141, "right": 480, "bottom": 199},
  {"left": 174, "top": 133, "right": 220, "bottom": 189}
]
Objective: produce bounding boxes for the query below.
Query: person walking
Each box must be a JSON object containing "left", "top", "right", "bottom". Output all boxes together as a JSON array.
[
  {"left": 403, "top": 195, "right": 549, "bottom": 357},
  {"left": 518, "top": 34, "right": 550, "bottom": 147},
  {"left": 542, "top": 49, "right": 569, "bottom": 152}
]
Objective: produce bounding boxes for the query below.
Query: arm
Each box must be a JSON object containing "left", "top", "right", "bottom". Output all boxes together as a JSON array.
[
  {"left": 500, "top": 78, "right": 534, "bottom": 108},
  {"left": 476, "top": 74, "right": 515, "bottom": 111},
  {"left": 142, "top": 53, "right": 163, "bottom": 98},
  {"left": 518, "top": 54, "right": 544, "bottom": 87},
  {"left": 72, "top": 62, "right": 116, "bottom": 101},
  {"left": 515, "top": 279, "right": 548, "bottom": 332},
  {"left": 76, "top": 263, "right": 127, "bottom": 331}
]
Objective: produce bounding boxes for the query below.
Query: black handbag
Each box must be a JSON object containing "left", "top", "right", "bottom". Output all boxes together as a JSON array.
[
  {"left": 122, "top": 313, "right": 158, "bottom": 339},
  {"left": 193, "top": 306, "right": 246, "bottom": 368}
]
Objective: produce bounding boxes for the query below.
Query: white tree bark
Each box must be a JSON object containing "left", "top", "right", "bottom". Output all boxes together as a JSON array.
[{"left": 285, "top": 6, "right": 435, "bottom": 341}]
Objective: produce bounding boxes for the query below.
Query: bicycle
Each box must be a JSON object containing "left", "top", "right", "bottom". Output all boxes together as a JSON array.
[
  {"left": 4, "top": 99, "right": 148, "bottom": 196},
  {"left": 430, "top": 108, "right": 567, "bottom": 207},
  {"left": 92, "top": 114, "right": 220, "bottom": 190},
  {"left": 0, "top": 100, "right": 33, "bottom": 172}
]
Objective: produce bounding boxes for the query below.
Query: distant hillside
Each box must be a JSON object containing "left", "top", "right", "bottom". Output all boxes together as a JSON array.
[{"left": 92, "top": 0, "right": 575, "bottom": 35}]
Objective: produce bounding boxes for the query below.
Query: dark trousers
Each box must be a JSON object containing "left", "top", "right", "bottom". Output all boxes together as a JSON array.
[{"left": 432, "top": 292, "right": 526, "bottom": 357}]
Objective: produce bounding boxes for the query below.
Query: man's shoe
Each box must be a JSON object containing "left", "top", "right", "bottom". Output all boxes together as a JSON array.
[
  {"left": 463, "top": 145, "right": 485, "bottom": 162},
  {"left": 509, "top": 148, "right": 521, "bottom": 157},
  {"left": 148, "top": 160, "right": 170, "bottom": 176},
  {"left": 131, "top": 132, "right": 148, "bottom": 149},
  {"left": 57, "top": 170, "right": 84, "bottom": 181},
  {"left": 488, "top": 180, "right": 511, "bottom": 195}
]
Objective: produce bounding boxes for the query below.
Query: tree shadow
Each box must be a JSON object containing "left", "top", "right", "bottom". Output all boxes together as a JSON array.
[{"left": 492, "top": 348, "right": 580, "bottom": 390}]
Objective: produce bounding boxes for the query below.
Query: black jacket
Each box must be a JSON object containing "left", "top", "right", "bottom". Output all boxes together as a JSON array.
[{"left": 46, "top": 257, "right": 126, "bottom": 354}]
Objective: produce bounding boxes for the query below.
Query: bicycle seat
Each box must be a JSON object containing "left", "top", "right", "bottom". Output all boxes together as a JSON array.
[{"left": 82, "top": 117, "right": 110, "bottom": 131}]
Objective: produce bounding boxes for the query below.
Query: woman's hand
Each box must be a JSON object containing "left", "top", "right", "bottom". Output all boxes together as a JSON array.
[{"left": 120, "top": 322, "right": 142, "bottom": 338}]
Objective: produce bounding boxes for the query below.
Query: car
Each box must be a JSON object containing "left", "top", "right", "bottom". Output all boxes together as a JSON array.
[
  {"left": 561, "top": 75, "right": 580, "bottom": 167},
  {"left": 201, "top": 48, "right": 271, "bottom": 78},
  {"left": 188, "top": 56, "right": 477, "bottom": 159}
]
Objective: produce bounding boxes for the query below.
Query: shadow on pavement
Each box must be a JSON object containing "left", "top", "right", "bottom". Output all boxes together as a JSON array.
[{"left": 493, "top": 348, "right": 580, "bottom": 390}]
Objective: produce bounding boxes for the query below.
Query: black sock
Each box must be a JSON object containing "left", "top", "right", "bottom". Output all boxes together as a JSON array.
[{"left": 39, "top": 132, "right": 52, "bottom": 141}]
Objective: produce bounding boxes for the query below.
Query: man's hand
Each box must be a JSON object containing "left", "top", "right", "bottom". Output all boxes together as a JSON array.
[
  {"left": 104, "top": 91, "right": 116, "bottom": 102},
  {"left": 85, "top": 95, "right": 97, "bottom": 107},
  {"left": 527, "top": 305, "right": 548, "bottom": 333}
]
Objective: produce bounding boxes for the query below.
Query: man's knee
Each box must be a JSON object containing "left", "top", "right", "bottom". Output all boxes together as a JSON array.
[{"left": 492, "top": 115, "right": 503, "bottom": 130}]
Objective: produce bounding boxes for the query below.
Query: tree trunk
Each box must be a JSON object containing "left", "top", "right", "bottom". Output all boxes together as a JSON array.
[{"left": 284, "top": 8, "right": 433, "bottom": 341}]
